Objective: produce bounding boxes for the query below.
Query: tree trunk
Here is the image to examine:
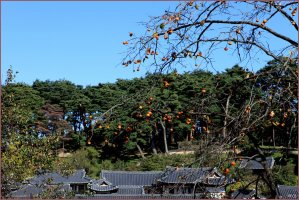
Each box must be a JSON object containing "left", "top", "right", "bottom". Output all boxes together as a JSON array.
[
  {"left": 136, "top": 143, "right": 146, "bottom": 159},
  {"left": 170, "top": 129, "right": 174, "bottom": 144},
  {"left": 255, "top": 177, "right": 260, "bottom": 199},
  {"left": 152, "top": 129, "right": 158, "bottom": 154},
  {"left": 260, "top": 169, "right": 277, "bottom": 198},
  {"left": 160, "top": 118, "right": 169, "bottom": 154},
  {"left": 222, "top": 94, "right": 231, "bottom": 138},
  {"left": 288, "top": 117, "right": 297, "bottom": 148},
  {"left": 247, "top": 133, "right": 277, "bottom": 198},
  {"left": 272, "top": 126, "right": 275, "bottom": 147}
]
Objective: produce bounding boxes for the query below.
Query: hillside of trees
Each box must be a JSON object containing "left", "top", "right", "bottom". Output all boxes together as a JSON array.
[{"left": 2, "top": 58, "right": 298, "bottom": 196}]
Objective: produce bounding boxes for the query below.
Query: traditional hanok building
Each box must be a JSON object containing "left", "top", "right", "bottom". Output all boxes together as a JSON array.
[
  {"left": 9, "top": 169, "right": 91, "bottom": 198},
  {"left": 88, "top": 179, "right": 118, "bottom": 194},
  {"left": 89, "top": 170, "right": 163, "bottom": 195},
  {"left": 153, "top": 166, "right": 235, "bottom": 198},
  {"left": 9, "top": 185, "right": 45, "bottom": 198},
  {"left": 65, "top": 169, "right": 92, "bottom": 193}
]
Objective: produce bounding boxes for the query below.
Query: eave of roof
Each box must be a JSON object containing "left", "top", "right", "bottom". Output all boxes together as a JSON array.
[
  {"left": 239, "top": 157, "right": 275, "bottom": 170},
  {"left": 157, "top": 167, "right": 229, "bottom": 185},
  {"left": 276, "top": 185, "right": 298, "bottom": 199},
  {"left": 101, "top": 170, "right": 163, "bottom": 186},
  {"left": 231, "top": 189, "right": 256, "bottom": 199}
]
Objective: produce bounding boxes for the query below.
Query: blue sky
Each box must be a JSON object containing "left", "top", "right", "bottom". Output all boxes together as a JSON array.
[{"left": 1, "top": 1, "right": 297, "bottom": 86}]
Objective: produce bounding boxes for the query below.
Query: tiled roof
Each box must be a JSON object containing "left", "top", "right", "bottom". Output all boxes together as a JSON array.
[
  {"left": 9, "top": 185, "right": 44, "bottom": 198},
  {"left": 101, "top": 170, "right": 163, "bottom": 186},
  {"left": 231, "top": 189, "right": 256, "bottom": 199},
  {"left": 205, "top": 187, "right": 225, "bottom": 193},
  {"left": 157, "top": 167, "right": 232, "bottom": 186},
  {"left": 116, "top": 186, "right": 145, "bottom": 194},
  {"left": 65, "top": 169, "right": 91, "bottom": 184},
  {"left": 75, "top": 194, "right": 203, "bottom": 199},
  {"left": 239, "top": 157, "right": 275, "bottom": 170},
  {"left": 276, "top": 185, "right": 298, "bottom": 199},
  {"left": 10, "top": 183, "right": 72, "bottom": 198},
  {"left": 206, "top": 177, "right": 235, "bottom": 185},
  {"left": 28, "top": 169, "right": 90, "bottom": 186},
  {"left": 11, "top": 169, "right": 89, "bottom": 198},
  {"left": 29, "top": 172, "right": 66, "bottom": 185},
  {"left": 9, "top": 170, "right": 88, "bottom": 198},
  {"left": 89, "top": 179, "right": 118, "bottom": 192},
  {"left": 158, "top": 167, "right": 211, "bottom": 184}
]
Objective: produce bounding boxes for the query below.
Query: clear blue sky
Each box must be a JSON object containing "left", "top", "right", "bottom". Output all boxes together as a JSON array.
[{"left": 1, "top": 1, "right": 297, "bottom": 86}]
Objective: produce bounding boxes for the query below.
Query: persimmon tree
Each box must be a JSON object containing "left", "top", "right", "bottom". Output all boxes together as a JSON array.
[
  {"left": 121, "top": 0, "right": 298, "bottom": 198},
  {"left": 121, "top": 0, "right": 297, "bottom": 71}
]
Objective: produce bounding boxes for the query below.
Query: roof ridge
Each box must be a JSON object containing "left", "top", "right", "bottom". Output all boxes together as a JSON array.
[
  {"left": 164, "top": 167, "right": 213, "bottom": 172},
  {"left": 118, "top": 185, "right": 144, "bottom": 187},
  {"left": 166, "top": 166, "right": 213, "bottom": 169},
  {"left": 101, "top": 170, "right": 163, "bottom": 173},
  {"left": 91, "top": 178, "right": 113, "bottom": 185}
]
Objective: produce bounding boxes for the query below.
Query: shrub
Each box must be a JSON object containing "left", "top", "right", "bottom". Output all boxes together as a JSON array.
[
  {"left": 139, "top": 154, "right": 195, "bottom": 171},
  {"left": 273, "top": 162, "right": 298, "bottom": 186}
]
